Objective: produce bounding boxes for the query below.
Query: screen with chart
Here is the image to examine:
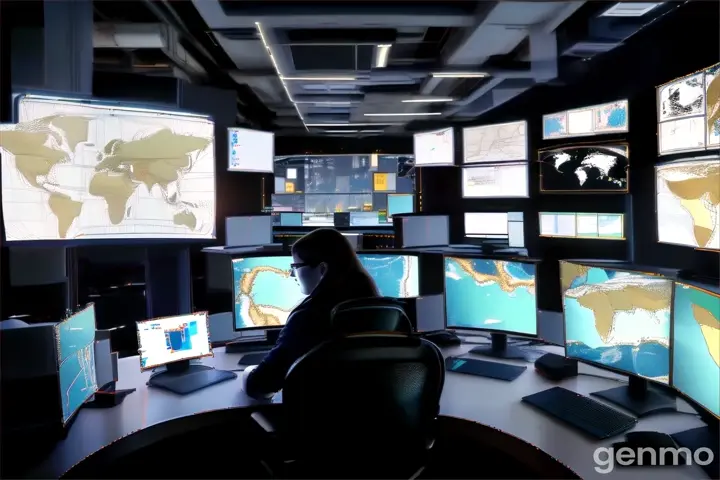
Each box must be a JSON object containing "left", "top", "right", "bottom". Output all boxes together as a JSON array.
[
  {"left": 445, "top": 257, "right": 537, "bottom": 335},
  {"left": 413, "top": 127, "right": 454, "bottom": 166},
  {"left": 672, "top": 282, "right": 720, "bottom": 418},
  {"left": 137, "top": 312, "right": 212, "bottom": 370},
  {"left": 228, "top": 128, "right": 274, "bottom": 172},
  {"left": 387, "top": 194, "right": 414, "bottom": 218},
  {"left": 562, "top": 265, "right": 671, "bottom": 383},
  {"left": 657, "top": 63, "right": 719, "bottom": 155},
  {"left": 401, "top": 215, "right": 449, "bottom": 247},
  {"left": 655, "top": 159, "right": 719, "bottom": 250},
  {"left": 542, "top": 100, "right": 629, "bottom": 140},
  {"left": 0, "top": 96, "right": 216, "bottom": 242},
  {"left": 463, "top": 121, "right": 527, "bottom": 164},
  {"left": 540, "top": 212, "right": 624, "bottom": 239},
  {"left": 539, "top": 144, "right": 629, "bottom": 192},
  {"left": 357, "top": 254, "right": 420, "bottom": 298},
  {"left": 462, "top": 164, "right": 529, "bottom": 198},
  {"left": 54, "top": 304, "right": 98, "bottom": 424}
]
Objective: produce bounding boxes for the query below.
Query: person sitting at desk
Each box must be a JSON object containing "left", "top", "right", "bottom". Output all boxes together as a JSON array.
[{"left": 241, "top": 228, "right": 380, "bottom": 399}]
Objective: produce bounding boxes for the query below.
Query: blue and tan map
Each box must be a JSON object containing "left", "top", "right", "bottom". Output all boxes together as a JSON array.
[
  {"left": 444, "top": 258, "right": 537, "bottom": 335},
  {"left": 672, "top": 283, "right": 720, "bottom": 417},
  {"left": 357, "top": 254, "right": 419, "bottom": 298},
  {"left": 562, "top": 265, "right": 672, "bottom": 383}
]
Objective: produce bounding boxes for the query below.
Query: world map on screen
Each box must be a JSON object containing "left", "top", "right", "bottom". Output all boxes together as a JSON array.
[
  {"left": 0, "top": 97, "right": 215, "bottom": 242},
  {"left": 563, "top": 266, "right": 672, "bottom": 383},
  {"left": 540, "top": 145, "right": 629, "bottom": 192},
  {"left": 655, "top": 159, "right": 720, "bottom": 250}
]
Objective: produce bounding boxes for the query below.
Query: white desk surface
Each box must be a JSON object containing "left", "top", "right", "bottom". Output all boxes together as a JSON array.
[{"left": 31, "top": 344, "right": 708, "bottom": 479}]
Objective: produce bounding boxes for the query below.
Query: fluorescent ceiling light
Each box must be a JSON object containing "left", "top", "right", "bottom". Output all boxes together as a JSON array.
[
  {"left": 600, "top": 2, "right": 662, "bottom": 17},
  {"left": 364, "top": 112, "right": 443, "bottom": 117},
  {"left": 306, "top": 123, "right": 401, "bottom": 127},
  {"left": 374, "top": 44, "right": 392, "bottom": 68},
  {"left": 402, "top": 97, "right": 454, "bottom": 103},
  {"left": 431, "top": 72, "right": 488, "bottom": 78},
  {"left": 294, "top": 101, "right": 353, "bottom": 105},
  {"left": 282, "top": 76, "right": 357, "bottom": 81},
  {"left": 324, "top": 129, "right": 386, "bottom": 134}
]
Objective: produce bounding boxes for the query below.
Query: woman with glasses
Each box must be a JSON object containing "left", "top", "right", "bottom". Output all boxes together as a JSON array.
[{"left": 242, "top": 228, "right": 379, "bottom": 399}]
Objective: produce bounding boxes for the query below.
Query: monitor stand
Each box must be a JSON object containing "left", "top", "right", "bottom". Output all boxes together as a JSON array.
[
  {"left": 591, "top": 376, "right": 676, "bottom": 417},
  {"left": 468, "top": 334, "right": 537, "bottom": 362},
  {"left": 147, "top": 360, "right": 235, "bottom": 394},
  {"left": 672, "top": 424, "right": 719, "bottom": 479}
]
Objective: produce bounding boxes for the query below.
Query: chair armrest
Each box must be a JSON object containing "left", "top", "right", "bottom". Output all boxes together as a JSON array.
[{"left": 251, "top": 411, "right": 278, "bottom": 434}]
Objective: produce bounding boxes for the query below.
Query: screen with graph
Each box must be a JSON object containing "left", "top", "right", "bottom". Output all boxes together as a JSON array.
[
  {"left": 540, "top": 212, "right": 624, "bottom": 240},
  {"left": 228, "top": 127, "right": 274, "bottom": 173},
  {"left": 137, "top": 312, "right": 212, "bottom": 370},
  {"left": 0, "top": 95, "right": 216, "bottom": 242},
  {"left": 413, "top": 127, "right": 454, "bottom": 166},
  {"left": 655, "top": 158, "right": 719, "bottom": 250},
  {"left": 462, "top": 164, "right": 529, "bottom": 198},
  {"left": 462, "top": 121, "right": 527, "bottom": 164},
  {"left": 657, "top": 63, "right": 719, "bottom": 155},
  {"left": 542, "top": 100, "right": 629, "bottom": 140},
  {"left": 539, "top": 144, "right": 629, "bottom": 192}
]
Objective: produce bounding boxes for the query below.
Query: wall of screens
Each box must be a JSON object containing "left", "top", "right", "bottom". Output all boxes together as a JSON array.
[{"left": 542, "top": 100, "right": 629, "bottom": 140}]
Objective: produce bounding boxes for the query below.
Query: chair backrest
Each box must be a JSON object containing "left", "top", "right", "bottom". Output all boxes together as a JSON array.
[
  {"left": 330, "top": 297, "right": 413, "bottom": 334},
  {"left": 282, "top": 334, "right": 445, "bottom": 457}
]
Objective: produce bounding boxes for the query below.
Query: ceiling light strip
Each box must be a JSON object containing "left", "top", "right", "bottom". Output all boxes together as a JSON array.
[
  {"left": 431, "top": 72, "right": 489, "bottom": 78},
  {"left": 255, "top": 22, "right": 308, "bottom": 131},
  {"left": 364, "top": 112, "right": 443, "bottom": 117},
  {"left": 282, "top": 76, "right": 357, "bottom": 81},
  {"left": 401, "top": 97, "right": 454, "bottom": 103},
  {"left": 375, "top": 44, "right": 392, "bottom": 69}
]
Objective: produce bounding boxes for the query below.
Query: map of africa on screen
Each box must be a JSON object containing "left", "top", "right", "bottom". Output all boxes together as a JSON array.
[
  {"left": 539, "top": 144, "right": 629, "bottom": 192},
  {"left": 444, "top": 257, "right": 537, "bottom": 335},
  {"left": 655, "top": 159, "right": 720, "bottom": 250},
  {"left": 672, "top": 283, "right": 720, "bottom": 418},
  {"left": 0, "top": 96, "right": 215, "bottom": 242},
  {"left": 562, "top": 265, "right": 672, "bottom": 383}
]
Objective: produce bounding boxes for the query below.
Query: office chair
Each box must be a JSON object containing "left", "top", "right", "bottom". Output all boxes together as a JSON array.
[
  {"left": 251, "top": 333, "right": 445, "bottom": 478},
  {"left": 330, "top": 297, "right": 413, "bottom": 334}
]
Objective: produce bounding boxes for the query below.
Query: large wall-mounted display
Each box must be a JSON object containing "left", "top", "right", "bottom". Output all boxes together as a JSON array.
[
  {"left": 461, "top": 163, "right": 529, "bottom": 198},
  {"left": 228, "top": 127, "right": 274, "bottom": 173},
  {"left": 539, "top": 143, "right": 629, "bottom": 193},
  {"left": 540, "top": 212, "right": 624, "bottom": 240},
  {"left": 413, "top": 127, "right": 454, "bottom": 166},
  {"left": 657, "top": 63, "right": 720, "bottom": 155},
  {"left": 0, "top": 95, "right": 216, "bottom": 243},
  {"left": 462, "top": 120, "right": 527, "bottom": 164},
  {"left": 542, "top": 100, "right": 629, "bottom": 140},
  {"left": 655, "top": 158, "right": 719, "bottom": 251}
]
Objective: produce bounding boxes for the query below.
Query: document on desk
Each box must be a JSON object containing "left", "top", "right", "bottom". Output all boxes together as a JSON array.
[{"left": 446, "top": 356, "right": 527, "bottom": 381}]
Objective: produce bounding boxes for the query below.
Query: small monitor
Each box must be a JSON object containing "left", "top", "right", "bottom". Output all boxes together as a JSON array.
[
  {"left": 373, "top": 172, "right": 397, "bottom": 192},
  {"left": 228, "top": 127, "right": 275, "bottom": 172},
  {"left": 54, "top": 304, "right": 98, "bottom": 424},
  {"left": 232, "top": 256, "right": 306, "bottom": 330},
  {"left": 413, "top": 127, "right": 455, "bottom": 166},
  {"left": 349, "top": 211, "right": 380, "bottom": 226},
  {"left": 225, "top": 216, "right": 273, "bottom": 247},
  {"left": 387, "top": 194, "right": 414, "bottom": 218},
  {"left": 464, "top": 212, "right": 508, "bottom": 238},
  {"left": 137, "top": 312, "right": 212, "bottom": 370},
  {"left": 462, "top": 164, "right": 529, "bottom": 198},
  {"left": 462, "top": 120, "right": 527, "bottom": 164},
  {"left": 358, "top": 253, "right": 420, "bottom": 298},
  {"left": 444, "top": 256, "right": 537, "bottom": 336},
  {"left": 280, "top": 212, "right": 303, "bottom": 227},
  {"left": 672, "top": 282, "right": 720, "bottom": 418},
  {"left": 401, "top": 215, "right": 449, "bottom": 248}
]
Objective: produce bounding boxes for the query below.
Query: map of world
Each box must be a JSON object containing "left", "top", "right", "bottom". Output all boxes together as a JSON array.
[{"left": 540, "top": 145, "right": 629, "bottom": 192}]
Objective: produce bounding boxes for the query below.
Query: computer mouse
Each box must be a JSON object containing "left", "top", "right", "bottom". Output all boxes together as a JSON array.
[{"left": 625, "top": 431, "right": 677, "bottom": 449}]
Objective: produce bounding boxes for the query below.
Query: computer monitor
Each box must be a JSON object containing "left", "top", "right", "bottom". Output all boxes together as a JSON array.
[
  {"left": 672, "top": 282, "right": 719, "bottom": 420},
  {"left": 54, "top": 304, "right": 98, "bottom": 424},
  {"left": 444, "top": 256, "right": 538, "bottom": 360},
  {"left": 232, "top": 256, "right": 306, "bottom": 331},
  {"left": 280, "top": 212, "right": 303, "bottom": 227},
  {"left": 137, "top": 312, "right": 212, "bottom": 370},
  {"left": 225, "top": 216, "right": 273, "bottom": 247},
  {"left": 358, "top": 253, "right": 420, "bottom": 298},
  {"left": 400, "top": 215, "right": 449, "bottom": 248},
  {"left": 387, "top": 194, "right": 414, "bottom": 219},
  {"left": 561, "top": 262, "right": 676, "bottom": 416}
]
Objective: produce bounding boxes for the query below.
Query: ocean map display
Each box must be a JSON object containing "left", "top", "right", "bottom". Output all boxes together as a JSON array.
[
  {"left": 539, "top": 145, "right": 629, "bottom": 192},
  {"left": 672, "top": 283, "right": 720, "bottom": 417},
  {"left": 562, "top": 264, "right": 672, "bottom": 383},
  {"left": 0, "top": 96, "right": 215, "bottom": 241},
  {"left": 445, "top": 257, "right": 537, "bottom": 335},
  {"left": 233, "top": 255, "right": 421, "bottom": 329},
  {"left": 542, "top": 100, "right": 628, "bottom": 140},
  {"left": 655, "top": 159, "right": 720, "bottom": 250},
  {"left": 55, "top": 304, "right": 98, "bottom": 424}
]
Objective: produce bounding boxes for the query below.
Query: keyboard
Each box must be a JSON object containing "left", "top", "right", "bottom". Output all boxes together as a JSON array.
[
  {"left": 157, "top": 369, "right": 237, "bottom": 395},
  {"left": 446, "top": 357, "right": 526, "bottom": 381},
  {"left": 522, "top": 387, "right": 637, "bottom": 439}
]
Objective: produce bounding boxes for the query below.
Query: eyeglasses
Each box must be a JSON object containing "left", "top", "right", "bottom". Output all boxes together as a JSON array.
[{"left": 290, "top": 262, "right": 312, "bottom": 276}]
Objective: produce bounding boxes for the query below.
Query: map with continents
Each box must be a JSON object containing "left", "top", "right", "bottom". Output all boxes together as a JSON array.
[
  {"left": 656, "top": 159, "right": 720, "bottom": 250},
  {"left": 595, "top": 101, "right": 628, "bottom": 131},
  {"left": 0, "top": 98, "right": 215, "bottom": 241},
  {"left": 673, "top": 283, "right": 720, "bottom": 416},
  {"left": 444, "top": 258, "right": 537, "bottom": 335},
  {"left": 563, "top": 267, "right": 672, "bottom": 383},
  {"left": 540, "top": 145, "right": 629, "bottom": 191}
]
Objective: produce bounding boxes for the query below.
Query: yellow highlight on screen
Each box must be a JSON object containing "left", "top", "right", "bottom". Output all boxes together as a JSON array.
[
  {"left": 374, "top": 173, "right": 388, "bottom": 191},
  {"left": 285, "top": 182, "right": 295, "bottom": 193}
]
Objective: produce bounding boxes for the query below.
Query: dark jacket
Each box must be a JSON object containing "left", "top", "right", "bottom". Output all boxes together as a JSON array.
[{"left": 245, "top": 269, "right": 379, "bottom": 398}]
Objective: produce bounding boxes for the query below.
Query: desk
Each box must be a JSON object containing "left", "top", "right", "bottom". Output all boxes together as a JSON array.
[{"left": 31, "top": 345, "right": 709, "bottom": 479}]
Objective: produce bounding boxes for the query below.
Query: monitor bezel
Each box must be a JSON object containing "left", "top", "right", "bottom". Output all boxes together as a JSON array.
[
  {"left": 412, "top": 127, "right": 456, "bottom": 167},
  {"left": 2, "top": 93, "right": 217, "bottom": 246},
  {"left": 136, "top": 311, "right": 213, "bottom": 371},
  {"left": 560, "top": 261, "right": 674, "bottom": 388},
  {"left": 537, "top": 141, "right": 630, "bottom": 194},
  {"left": 442, "top": 254, "right": 540, "bottom": 338},
  {"left": 671, "top": 281, "right": 720, "bottom": 420},
  {"left": 227, "top": 126, "right": 275, "bottom": 173}
]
